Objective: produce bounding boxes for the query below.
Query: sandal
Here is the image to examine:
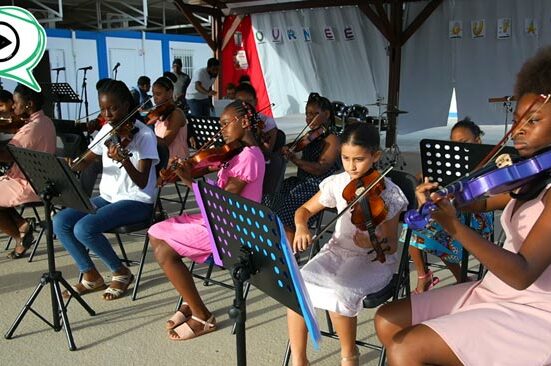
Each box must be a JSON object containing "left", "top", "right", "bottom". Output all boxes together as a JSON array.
[
  {"left": 166, "top": 302, "right": 191, "bottom": 330},
  {"left": 62, "top": 277, "right": 107, "bottom": 299},
  {"left": 168, "top": 315, "right": 217, "bottom": 341},
  {"left": 341, "top": 347, "right": 360, "bottom": 366},
  {"left": 6, "top": 221, "right": 35, "bottom": 259},
  {"left": 413, "top": 270, "right": 440, "bottom": 294},
  {"left": 102, "top": 273, "right": 134, "bottom": 301}
]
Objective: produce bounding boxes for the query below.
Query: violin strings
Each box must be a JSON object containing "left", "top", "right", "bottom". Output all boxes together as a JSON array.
[{"left": 287, "top": 114, "right": 320, "bottom": 151}]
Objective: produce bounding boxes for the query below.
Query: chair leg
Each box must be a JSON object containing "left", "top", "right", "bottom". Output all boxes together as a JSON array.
[
  {"left": 115, "top": 233, "right": 132, "bottom": 266},
  {"left": 378, "top": 347, "right": 387, "bottom": 366},
  {"left": 131, "top": 235, "right": 150, "bottom": 301},
  {"left": 203, "top": 261, "right": 215, "bottom": 286},
  {"left": 282, "top": 340, "right": 292, "bottom": 366}
]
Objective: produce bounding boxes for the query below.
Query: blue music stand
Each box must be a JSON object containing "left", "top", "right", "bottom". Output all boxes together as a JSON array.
[{"left": 192, "top": 180, "right": 321, "bottom": 366}]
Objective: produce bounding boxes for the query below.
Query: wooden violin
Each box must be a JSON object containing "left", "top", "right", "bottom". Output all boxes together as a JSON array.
[
  {"left": 309, "top": 165, "right": 394, "bottom": 263},
  {"left": 289, "top": 126, "right": 327, "bottom": 152},
  {"left": 145, "top": 101, "right": 176, "bottom": 125},
  {"left": 103, "top": 120, "right": 138, "bottom": 163},
  {"left": 158, "top": 140, "right": 243, "bottom": 185},
  {"left": 342, "top": 168, "right": 390, "bottom": 263},
  {"left": 0, "top": 113, "right": 27, "bottom": 133}
]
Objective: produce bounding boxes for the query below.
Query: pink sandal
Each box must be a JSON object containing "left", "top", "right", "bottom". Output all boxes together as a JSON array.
[
  {"left": 165, "top": 302, "right": 191, "bottom": 330},
  {"left": 168, "top": 315, "right": 217, "bottom": 341},
  {"left": 413, "top": 270, "right": 440, "bottom": 294}
]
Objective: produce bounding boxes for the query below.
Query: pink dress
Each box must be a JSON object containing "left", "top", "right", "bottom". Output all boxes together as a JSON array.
[
  {"left": 411, "top": 185, "right": 551, "bottom": 366},
  {"left": 0, "top": 110, "right": 56, "bottom": 206},
  {"left": 154, "top": 117, "right": 188, "bottom": 158},
  {"left": 148, "top": 146, "right": 265, "bottom": 262}
]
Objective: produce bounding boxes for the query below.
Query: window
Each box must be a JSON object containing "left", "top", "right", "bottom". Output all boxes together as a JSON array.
[{"left": 171, "top": 49, "right": 194, "bottom": 76}]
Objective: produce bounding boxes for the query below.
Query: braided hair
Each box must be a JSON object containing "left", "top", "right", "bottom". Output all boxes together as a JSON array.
[
  {"left": 97, "top": 79, "right": 138, "bottom": 120},
  {"left": 224, "top": 100, "right": 263, "bottom": 142}
]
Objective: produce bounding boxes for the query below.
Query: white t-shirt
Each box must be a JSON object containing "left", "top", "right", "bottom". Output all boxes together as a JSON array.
[
  {"left": 186, "top": 67, "right": 215, "bottom": 100},
  {"left": 89, "top": 120, "right": 159, "bottom": 204}
]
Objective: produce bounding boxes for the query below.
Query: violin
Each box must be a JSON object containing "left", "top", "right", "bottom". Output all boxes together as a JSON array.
[
  {"left": 405, "top": 93, "right": 551, "bottom": 230},
  {"left": 104, "top": 120, "right": 138, "bottom": 163},
  {"left": 405, "top": 149, "right": 551, "bottom": 230},
  {"left": 290, "top": 126, "right": 327, "bottom": 152},
  {"left": 342, "top": 168, "right": 390, "bottom": 263},
  {"left": 145, "top": 101, "right": 176, "bottom": 125},
  {"left": 0, "top": 113, "right": 27, "bottom": 132},
  {"left": 158, "top": 140, "right": 243, "bottom": 185}
]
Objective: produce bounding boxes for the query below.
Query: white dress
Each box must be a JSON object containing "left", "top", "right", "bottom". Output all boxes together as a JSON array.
[{"left": 301, "top": 171, "right": 408, "bottom": 317}]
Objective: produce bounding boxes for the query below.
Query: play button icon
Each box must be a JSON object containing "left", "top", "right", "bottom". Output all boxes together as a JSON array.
[{"left": 0, "top": 21, "right": 19, "bottom": 63}]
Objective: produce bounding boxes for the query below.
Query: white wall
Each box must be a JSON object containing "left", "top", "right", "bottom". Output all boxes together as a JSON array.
[{"left": 169, "top": 40, "right": 212, "bottom": 76}]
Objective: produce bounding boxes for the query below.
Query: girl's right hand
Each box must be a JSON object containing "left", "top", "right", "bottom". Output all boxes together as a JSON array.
[
  {"left": 292, "top": 224, "right": 312, "bottom": 253},
  {"left": 415, "top": 177, "right": 439, "bottom": 206}
]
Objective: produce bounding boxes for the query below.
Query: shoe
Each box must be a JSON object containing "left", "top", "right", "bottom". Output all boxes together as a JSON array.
[
  {"left": 413, "top": 270, "right": 440, "bottom": 294},
  {"left": 62, "top": 277, "right": 107, "bottom": 299},
  {"left": 341, "top": 347, "right": 360, "bottom": 366},
  {"left": 166, "top": 302, "right": 191, "bottom": 330},
  {"left": 102, "top": 273, "right": 134, "bottom": 301},
  {"left": 168, "top": 315, "right": 217, "bottom": 341},
  {"left": 6, "top": 221, "right": 35, "bottom": 259}
]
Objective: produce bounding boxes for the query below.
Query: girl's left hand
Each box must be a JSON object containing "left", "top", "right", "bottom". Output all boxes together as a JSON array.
[
  {"left": 353, "top": 230, "right": 374, "bottom": 249},
  {"left": 429, "top": 192, "right": 460, "bottom": 233},
  {"left": 107, "top": 144, "right": 126, "bottom": 163}
]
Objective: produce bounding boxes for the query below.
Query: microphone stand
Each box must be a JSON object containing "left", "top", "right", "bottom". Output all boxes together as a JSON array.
[
  {"left": 114, "top": 67, "right": 119, "bottom": 81},
  {"left": 503, "top": 99, "right": 513, "bottom": 135},
  {"left": 77, "top": 69, "right": 90, "bottom": 122},
  {"left": 54, "top": 69, "right": 63, "bottom": 119}
]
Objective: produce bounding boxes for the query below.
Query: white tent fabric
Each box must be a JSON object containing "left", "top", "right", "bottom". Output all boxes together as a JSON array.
[
  {"left": 252, "top": 0, "right": 551, "bottom": 132},
  {"left": 251, "top": 7, "right": 388, "bottom": 118}
]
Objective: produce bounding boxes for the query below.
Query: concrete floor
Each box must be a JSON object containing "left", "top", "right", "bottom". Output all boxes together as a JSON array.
[{"left": 0, "top": 122, "right": 507, "bottom": 365}]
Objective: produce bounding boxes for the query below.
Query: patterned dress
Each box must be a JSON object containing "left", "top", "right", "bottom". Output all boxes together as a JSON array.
[{"left": 263, "top": 135, "right": 339, "bottom": 228}]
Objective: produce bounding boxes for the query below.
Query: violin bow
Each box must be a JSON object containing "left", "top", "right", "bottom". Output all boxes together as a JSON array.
[
  {"left": 309, "top": 165, "right": 394, "bottom": 245},
  {"left": 287, "top": 114, "right": 321, "bottom": 152},
  {"left": 72, "top": 96, "right": 153, "bottom": 166}
]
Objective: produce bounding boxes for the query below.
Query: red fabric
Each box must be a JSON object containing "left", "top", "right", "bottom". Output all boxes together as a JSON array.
[{"left": 221, "top": 16, "right": 273, "bottom": 117}]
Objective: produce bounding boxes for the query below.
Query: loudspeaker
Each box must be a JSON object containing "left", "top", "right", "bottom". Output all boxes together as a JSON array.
[{"left": 34, "top": 50, "right": 55, "bottom": 118}]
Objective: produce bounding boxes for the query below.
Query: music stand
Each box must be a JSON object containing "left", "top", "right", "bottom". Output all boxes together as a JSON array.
[
  {"left": 192, "top": 180, "right": 321, "bottom": 366},
  {"left": 188, "top": 116, "right": 224, "bottom": 148},
  {"left": 4, "top": 147, "right": 96, "bottom": 351},
  {"left": 45, "top": 82, "right": 81, "bottom": 120},
  {"left": 419, "top": 139, "right": 517, "bottom": 281}
]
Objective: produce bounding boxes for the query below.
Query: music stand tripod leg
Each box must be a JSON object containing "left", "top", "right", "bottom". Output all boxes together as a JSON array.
[
  {"left": 228, "top": 248, "right": 256, "bottom": 366},
  {"left": 4, "top": 188, "right": 96, "bottom": 351}
]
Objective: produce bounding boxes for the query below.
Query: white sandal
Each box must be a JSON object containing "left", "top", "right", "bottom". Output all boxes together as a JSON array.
[
  {"left": 102, "top": 273, "right": 134, "bottom": 300},
  {"left": 63, "top": 277, "right": 107, "bottom": 299}
]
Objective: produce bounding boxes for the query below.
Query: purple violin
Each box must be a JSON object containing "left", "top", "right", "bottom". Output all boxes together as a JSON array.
[{"left": 405, "top": 149, "right": 551, "bottom": 230}]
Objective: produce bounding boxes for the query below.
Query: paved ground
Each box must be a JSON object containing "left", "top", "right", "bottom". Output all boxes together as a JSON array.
[{"left": 0, "top": 122, "right": 507, "bottom": 365}]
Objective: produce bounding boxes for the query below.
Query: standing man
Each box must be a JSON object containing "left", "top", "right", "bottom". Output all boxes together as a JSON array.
[
  {"left": 186, "top": 58, "right": 220, "bottom": 117},
  {"left": 172, "top": 59, "right": 191, "bottom": 111}
]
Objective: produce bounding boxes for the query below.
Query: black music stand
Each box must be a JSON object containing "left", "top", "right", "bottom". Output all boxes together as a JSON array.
[
  {"left": 4, "top": 147, "right": 96, "bottom": 351},
  {"left": 420, "top": 139, "right": 517, "bottom": 281},
  {"left": 192, "top": 180, "right": 320, "bottom": 366},
  {"left": 188, "top": 116, "right": 223, "bottom": 148},
  {"left": 45, "top": 82, "right": 81, "bottom": 120}
]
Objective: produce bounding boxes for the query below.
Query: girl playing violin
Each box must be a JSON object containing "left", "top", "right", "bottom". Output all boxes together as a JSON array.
[
  {"left": 287, "top": 123, "right": 408, "bottom": 366},
  {"left": 0, "top": 85, "right": 56, "bottom": 259},
  {"left": 263, "top": 93, "right": 340, "bottom": 244},
  {"left": 53, "top": 79, "right": 159, "bottom": 300},
  {"left": 148, "top": 100, "right": 265, "bottom": 341},
  {"left": 149, "top": 76, "right": 189, "bottom": 159},
  {"left": 407, "top": 118, "right": 494, "bottom": 293},
  {"left": 375, "top": 46, "right": 551, "bottom": 366}
]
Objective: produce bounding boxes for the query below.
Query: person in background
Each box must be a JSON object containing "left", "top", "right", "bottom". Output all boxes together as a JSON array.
[
  {"left": 0, "top": 90, "right": 13, "bottom": 114},
  {"left": 238, "top": 75, "right": 251, "bottom": 85},
  {"left": 225, "top": 83, "right": 237, "bottom": 100},
  {"left": 0, "top": 85, "right": 56, "bottom": 259},
  {"left": 130, "top": 76, "right": 153, "bottom": 111},
  {"left": 172, "top": 59, "right": 191, "bottom": 111},
  {"left": 186, "top": 58, "right": 220, "bottom": 117}
]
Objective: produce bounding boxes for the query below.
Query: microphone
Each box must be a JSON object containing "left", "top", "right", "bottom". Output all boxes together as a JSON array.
[
  {"left": 113, "top": 62, "right": 121, "bottom": 71},
  {"left": 51, "top": 67, "right": 65, "bottom": 71},
  {"left": 78, "top": 66, "right": 93, "bottom": 71}
]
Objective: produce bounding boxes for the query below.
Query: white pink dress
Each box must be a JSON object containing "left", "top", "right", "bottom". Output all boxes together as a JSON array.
[
  {"left": 0, "top": 110, "right": 56, "bottom": 206},
  {"left": 411, "top": 185, "right": 551, "bottom": 366},
  {"left": 148, "top": 146, "right": 265, "bottom": 263}
]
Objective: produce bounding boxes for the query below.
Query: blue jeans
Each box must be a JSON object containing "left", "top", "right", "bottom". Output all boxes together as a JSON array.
[
  {"left": 53, "top": 196, "right": 153, "bottom": 273},
  {"left": 188, "top": 98, "right": 212, "bottom": 117}
]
